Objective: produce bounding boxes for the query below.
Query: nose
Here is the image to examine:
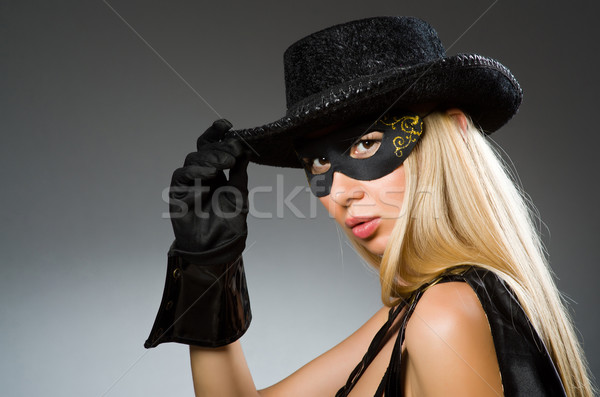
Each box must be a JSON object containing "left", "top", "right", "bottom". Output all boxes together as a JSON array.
[{"left": 329, "top": 171, "right": 365, "bottom": 206}]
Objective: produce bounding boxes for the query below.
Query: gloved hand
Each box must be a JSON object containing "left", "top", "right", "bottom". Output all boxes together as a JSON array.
[
  {"left": 169, "top": 118, "right": 250, "bottom": 264},
  {"left": 144, "top": 119, "right": 253, "bottom": 349}
]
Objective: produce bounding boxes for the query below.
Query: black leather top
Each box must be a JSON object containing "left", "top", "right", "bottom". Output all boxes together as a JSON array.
[{"left": 335, "top": 266, "right": 567, "bottom": 396}]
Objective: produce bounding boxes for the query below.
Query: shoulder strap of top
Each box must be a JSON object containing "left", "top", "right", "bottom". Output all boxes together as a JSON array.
[
  {"left": 335, "top": 271, "right": 452, "bottom": 397},
  {"left": 335, "top": 298, "right": 407, "bottom": 397},
  {"left": 379, "top": 266, "right": 567, "bottom": 397},
  {"left": 376, "top": 269, "right": 457, "bottom": 396}
]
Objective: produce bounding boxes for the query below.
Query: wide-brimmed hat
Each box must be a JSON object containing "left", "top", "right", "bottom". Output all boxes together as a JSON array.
[{"left": 224, "top": 16, "right": 522, "bottom": 168}]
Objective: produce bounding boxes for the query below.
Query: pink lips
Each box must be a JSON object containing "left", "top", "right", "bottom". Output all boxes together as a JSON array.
[{"left": 345, "top": 216, "right": 381, "bottom": 239}]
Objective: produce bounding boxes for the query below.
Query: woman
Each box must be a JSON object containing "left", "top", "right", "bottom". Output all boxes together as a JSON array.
[{"left": 144, "top": 16, "right": 594, "bottom": 396}]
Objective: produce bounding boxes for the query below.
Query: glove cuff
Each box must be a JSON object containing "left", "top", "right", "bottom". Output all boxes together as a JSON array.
[
  {"left": 170, "top": 233, "right": 247, "bottom": 266},
  {"left": 144, "top": 245, "right": 252, "bottom": 349}
]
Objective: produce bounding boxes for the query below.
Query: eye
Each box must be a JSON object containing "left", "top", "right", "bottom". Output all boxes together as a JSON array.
[
  {"left": 350, "top": 132, "right": 383, "bottom": 159},
  {"left": 302, "top": 156, "right": 331, "bottom": 175}
]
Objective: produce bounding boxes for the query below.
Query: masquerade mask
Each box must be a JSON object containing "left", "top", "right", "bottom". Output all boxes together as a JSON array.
[{"left": 293, "top": 111, "right": 424, "bottom": 197}]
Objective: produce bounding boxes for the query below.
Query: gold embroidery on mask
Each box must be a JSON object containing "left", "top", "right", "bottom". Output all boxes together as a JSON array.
[{"left": 379, "top": 115, "right": 423, "bottom": 158}]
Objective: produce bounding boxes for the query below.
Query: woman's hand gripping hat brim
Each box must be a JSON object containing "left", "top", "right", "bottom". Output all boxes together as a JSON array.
[{"left": 169, "top": 119, "right": 251, "bottom": 264}]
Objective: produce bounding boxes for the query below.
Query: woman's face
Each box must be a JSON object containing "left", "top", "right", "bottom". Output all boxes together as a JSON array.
[
  {"left": 298, "top": 128, "right": 408, "bottom": 256},
  {"left": 319, "top": 163, "right": 406, "bottom": 256}
]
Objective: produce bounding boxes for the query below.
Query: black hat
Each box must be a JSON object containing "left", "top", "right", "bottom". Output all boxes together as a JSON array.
[{"left": 225, "top": 16, "right": 522, "bottom": 168}]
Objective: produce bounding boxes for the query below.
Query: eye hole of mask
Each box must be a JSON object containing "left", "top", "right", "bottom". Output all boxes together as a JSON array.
[
  {"left": 301, "top": 131, "right": 384, "bottom": 175},
  {"left": 301, "top": 156, "right": 331, "bottom": 175}
]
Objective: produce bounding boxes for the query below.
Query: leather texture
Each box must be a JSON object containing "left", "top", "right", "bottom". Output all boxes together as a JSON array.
[
  {"left": 144, "top": 119, "right": 253, "bottom": 348},
  {"left": 144, "top": 243, "right": 252, "bottom": 348},
  {"left": 169, "top": 119, "right": 250, "bottom": 264}
]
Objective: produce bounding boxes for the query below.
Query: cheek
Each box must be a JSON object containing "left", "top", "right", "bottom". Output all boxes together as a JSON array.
[
  {"left": 369, "top": 166, "right": 407, "bottom": 211},
  {"left": 380, "top": 185, "right": 405, "bottom": 211},
  {"left": 317, "top": 165, "right": 406, "bottom": 222}
]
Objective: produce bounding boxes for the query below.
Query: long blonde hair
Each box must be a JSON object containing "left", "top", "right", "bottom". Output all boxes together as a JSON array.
[{"left": 345, "top": 110, "right": 594, "bottom": 396}]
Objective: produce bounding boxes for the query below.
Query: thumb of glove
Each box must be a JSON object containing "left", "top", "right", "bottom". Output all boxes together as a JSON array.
[{"left": 197, "top": 119, "right": 233, "bottom": 150}]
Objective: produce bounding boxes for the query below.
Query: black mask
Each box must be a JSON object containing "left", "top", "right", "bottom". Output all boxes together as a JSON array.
[{"left": 293, "top": 111, "right": 424, "bottom": 197}]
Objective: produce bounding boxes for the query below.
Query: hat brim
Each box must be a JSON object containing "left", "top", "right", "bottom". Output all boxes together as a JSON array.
[{"left": 226, "top": 53, "right": 522, "bottom": 168}]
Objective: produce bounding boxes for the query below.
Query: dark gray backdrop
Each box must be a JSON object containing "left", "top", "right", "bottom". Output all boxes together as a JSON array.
[{"left": 1, "top": 1, "right": 598, "bottom": 395}]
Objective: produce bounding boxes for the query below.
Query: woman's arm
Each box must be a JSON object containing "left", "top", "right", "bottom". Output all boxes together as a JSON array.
[
  {"left": 404, "top": 281, "right": 503, "bottom": 397},
  {"left": 188, "top": 305, "right": 390, "bottom": 397},
  {"left": 190, "top": 341, "right": 259, "bottom": 397},
  {"left": 256, "top": 305, "right": 389, "bottom": 397}
]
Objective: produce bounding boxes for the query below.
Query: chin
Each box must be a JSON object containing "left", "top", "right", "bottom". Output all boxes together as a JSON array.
[{"left": 362, "top": 236, "right": 388, "bottom": 256}]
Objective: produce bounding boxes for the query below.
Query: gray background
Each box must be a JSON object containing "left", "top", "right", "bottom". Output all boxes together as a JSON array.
[{"left": 1, "top": 1, "right": 598, "bottom": 395}]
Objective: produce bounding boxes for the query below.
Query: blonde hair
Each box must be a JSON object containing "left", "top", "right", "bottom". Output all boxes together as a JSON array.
[{"left": 345, "top": 111, "right": 594, "bottom": 396}]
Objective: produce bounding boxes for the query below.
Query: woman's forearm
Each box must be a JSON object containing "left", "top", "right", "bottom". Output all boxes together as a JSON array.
[{"left": 190, "top": 341, "right": 260, "bottom": 397}]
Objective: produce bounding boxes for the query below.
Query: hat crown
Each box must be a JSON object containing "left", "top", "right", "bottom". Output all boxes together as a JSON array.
[{"left": 283, "top": 16, "right": 446, "bottom": 109}]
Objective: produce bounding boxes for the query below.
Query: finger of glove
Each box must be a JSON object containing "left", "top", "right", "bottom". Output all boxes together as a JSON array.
[
  {"left": 220, "top": 137, "right": 250, "bottom": 159},
  {"left": 196, "top": 119, "right": 233, "bottom": 150},
  {"left": 184, "top": 149, "right": 236, "bottom": 170},
  {"left": 203, "top": 137, "right": 248, "bottom": 158},
  {"left": 171, "top": 165, "right": 224, "bottom": 186},
  {"left": 187, "top": 137, "right": 248, "bottom": 165}
]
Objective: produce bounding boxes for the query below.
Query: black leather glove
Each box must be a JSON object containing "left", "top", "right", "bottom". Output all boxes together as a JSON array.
[
  {"left": 170, "top": 118, "right": 250, "bottom": 262},
  {"left": 144, "top": 119, "right": 252, "bottom": 349}
]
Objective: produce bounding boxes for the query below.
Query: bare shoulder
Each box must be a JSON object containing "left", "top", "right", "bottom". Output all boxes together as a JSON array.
[
  {"left": 407, "top": 281, "right": 489, "bottom": 335},
  {"left": 404, "top": 281, "right": 504, "bottom": 396}
]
